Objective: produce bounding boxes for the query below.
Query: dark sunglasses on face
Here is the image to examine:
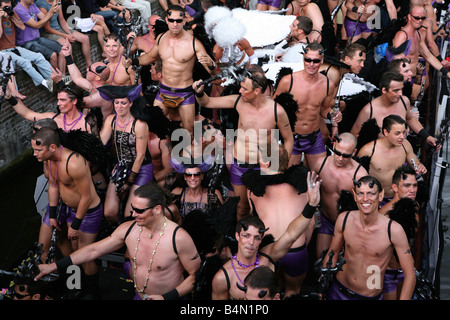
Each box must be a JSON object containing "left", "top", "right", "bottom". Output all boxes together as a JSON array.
[
  {"left": 130, "top": 204, "right": 154, "bottom": 214},
  {"left": 167, "top": 18, "right": 184, "bottom": 23},
  {"left": 304, "top": 57, "right": 322, "bottom": 64},
  {"left": 185, "top": 172, "right": 202, "bottom": 177},
  {"left": 333, "top": 148, "right": 353, "bottom": 158},
  {"left": 411, "top": 15, "right": 427, "bottom": 20}
]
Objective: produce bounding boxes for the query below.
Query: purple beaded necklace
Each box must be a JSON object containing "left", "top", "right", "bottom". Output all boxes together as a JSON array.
[{"left": 231, "top": 252, "right": 259, "bottom": 285}]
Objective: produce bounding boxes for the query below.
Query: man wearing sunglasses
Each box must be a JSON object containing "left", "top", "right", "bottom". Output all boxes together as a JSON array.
[
  {"left": 273, "top": 42, "right": 340, "bottom": 169},
  {"left": 389, "top": 4, "right": 450, "bottom": 80},
  {"left": 36, "top": 183, "right": 201, "bottom": 301},
  {"left": 309, "top": 132, "right": 368, "bottom": 259},
  {"left": 124, "top": 5, "right": 216, "bottom": 140}
]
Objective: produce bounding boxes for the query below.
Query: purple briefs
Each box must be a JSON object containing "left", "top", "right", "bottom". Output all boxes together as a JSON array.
[
  {"left": 134, "top": 163, "right": 154, "bottom": 186},
  {"left": 327, "top": 279, "right": 383, "bottom": 300},
  {"left": 292, "top": 130, "right": 326, "bottom": 156},
  {"left": 278, "top": 243, "right": 308, "bottom": 277},
  {"left": 344, "top": 16, "right": 373, "bottom": 37},
  {"left": 155, "top": 83, "right": 196, "bottom": 106},
  {"left": 382, "top": 269, "right": 404, "bottom": 293},
  {"left": 257, "top": 0, "right": 281, "bottom": 8},
  {"left": 318, "top": 211, "right": 335, "bottom": 235},
  {"left": 42, "top": 203, "right": 69, "bottom": 226},
  {"left": 230, "top": 158, "right": 260, "bottom": 186},
  {"left": 67, "top": 202, "right": 103, "bottom": 234}
]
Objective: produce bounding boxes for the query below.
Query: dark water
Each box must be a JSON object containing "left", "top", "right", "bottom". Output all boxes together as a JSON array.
[{"left": 0, "top": 151, "right": 43, "bottom": 270}]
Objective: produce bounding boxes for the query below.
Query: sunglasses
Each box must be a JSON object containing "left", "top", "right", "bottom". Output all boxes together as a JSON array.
[
  {"left": 411, "top": 15, "right": 427, "bottom": 20},
  {"left": 304, "top": 57, "right": 322, "bottom": 64},
  {"left": 184, "top": 172, "right": 202, "bottom": 177},
  {"left": 167, "top": 18, "right": 184, "bottom": 23},
  {"left": 130, "top": 203, "right": 155, "bottom": 214},
  {"left": 333, "top": 148, "right": 353, "bottom": 158},
  {"left": 88, "top": 65, "right": 107, "bottom": 76}
]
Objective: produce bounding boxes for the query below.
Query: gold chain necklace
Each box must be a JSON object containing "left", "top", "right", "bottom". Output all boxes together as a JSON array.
[{"left": 133, "top": 216, "right": 168, "bottom": 293}]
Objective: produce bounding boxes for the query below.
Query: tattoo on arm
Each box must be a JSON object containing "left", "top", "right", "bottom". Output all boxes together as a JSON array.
[{"left": 404, "top": 249, "right": 411, "bottom": 254}]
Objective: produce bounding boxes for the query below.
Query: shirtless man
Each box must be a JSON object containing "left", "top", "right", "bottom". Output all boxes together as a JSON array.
[
  {"left": 31, "top": 127, "right": 103, "bottom": 298},
  {"left": 285, "top": 0, "right": 324, "bottom": 43},
  {"left": 7, "top": 83, "right": 92, "bottom": 134},
  {"left": 351, "top": 71, "right": 440, "bottom": 148},
  {"left": 104, "top": 33, "right": 136, "bottom": 86},
  {"left": 192, "top": 65, "right": 294, "bottom": 221},
  {"left": 148, "top": 131, "right": 173, "bottom": 187},
  {"left": 60, "top": 40, "right": 113, "bottom": 120},
  {"left": 309, "top": 132, "right": 368, "bottom": 258},
  {"left": 125, "top": 5, "right": 216, "bottom": 138},
  {"left": 243, "top": 143, "right": 314, "bottom": 297},
  {"left": 212, "top": 170, "right": 321, "bottom": 300},
  {"left": 126, "top": 15, "right": 162, "bottom": 55},
  {"left": 388, "top": 5, "right": 450, "bottom": 79},
  {"left": 344, "top": 0, "right": 385, "bottom": 43},
  {"left": 357, "top": 115, "right": 426, "bottom": 202},
  {"left": 35, "top": 183, "right": 200, "bottom": 300},
  {"left": 325, "top": 175, "right": 416, "bottom": 300},
  {"left": 273, "top": 42, "right": 339, "bottom": 168}
]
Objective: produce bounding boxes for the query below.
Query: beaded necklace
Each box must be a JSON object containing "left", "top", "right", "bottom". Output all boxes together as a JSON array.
[
  {"left": 231, "top": 252, "right": 259, "bottom": 285},
  {"left": 63, "top": 112, "right": 83, "bottom": 132},
  {"left": 48, "top": 146, "right": 63, "bottom": 187},
  {"left": 133, "top": 216, "right": 168, "bottom": 293}
]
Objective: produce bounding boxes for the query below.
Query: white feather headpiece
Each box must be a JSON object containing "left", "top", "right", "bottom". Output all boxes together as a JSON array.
[
  {"left": 204, "top": 6, "right": 232, "bottom": 38},
  {"left": 213, "top": 16, "right": 246, "bottom": 48}
]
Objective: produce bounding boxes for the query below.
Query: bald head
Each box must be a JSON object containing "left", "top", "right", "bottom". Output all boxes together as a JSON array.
[{"left": 337, "top": 132, "right": 357, "bottom": 149}]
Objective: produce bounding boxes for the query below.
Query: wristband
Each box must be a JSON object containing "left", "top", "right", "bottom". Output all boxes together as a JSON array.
[
  {"left": 55, "top": 256, "right": 73, "bottom": 273},
  {"left": 71, "top": 217, "right": 83, "bottom": 230},
  {"left": 6, "top": 96, "right": 18, "bottom": 106},
  {"left": 418, "top": 128, "right": 431, "bottom": 140},
  {"left": 131, "top": 57, "right": 140, "bottom": 66},
  {"left": 440, "top": 66, "right": 448, "bottom": 76},
  {"left": 436, "top": 54, "right": 443, "bottom": 62},
  {"left": 49, "top": 206, "right": 57, "bottom": 219},
  {"left": 162, "top": 288, "right": 179, "bottom": 300},
  {"left": 208, "top": 61, "right": 216, "bottom": 70},
  {"left": 302, "top": 203, "right": 317, "bottom": 219},
  {"left": 195, "top": 91, "right": 205, "bottom": 98},
  {"left": 65, "top": 55, "right": 74, "bottom": 65}
]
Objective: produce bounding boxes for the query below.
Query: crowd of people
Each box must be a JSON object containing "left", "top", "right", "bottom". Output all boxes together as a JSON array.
[{"left": 1, "top": 0, "right": 449, "bottom": 301}]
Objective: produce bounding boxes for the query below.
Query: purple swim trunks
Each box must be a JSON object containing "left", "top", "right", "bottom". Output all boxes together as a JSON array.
[
  {"left": 257, "top": 0, "right": 281, "bottom": 8},
  {"left": 292, "top": 130, "right": 326, "bottom": 156},
  {"left": 278, "top": 243, "right": 308, "bottom": 277},
  {"left": 155, "top": 83, "right": 196, "bottom": 107},
  {"left": 67, "top": 202, "right": 103, "bottom": 234},
  {"left": 344, "top": 16, "right": 373, "bottom": 37},
  {"left": 327, "top": 279, "right": 383, "bottom": 300},
  {"left": 318, "top": 211, "right": 335, "bottom": 235},
  {"left": 230, "top": 158, "right": 260, "bottom": 186},
  {"left": 382, "top": 269, "right": 404, "bottom": 293},
  {"left": 42, "top": 203, "right": 69, "bottom": 227},
  {"left": 134, "top": 163, "right": 154, "bottom": 186}
]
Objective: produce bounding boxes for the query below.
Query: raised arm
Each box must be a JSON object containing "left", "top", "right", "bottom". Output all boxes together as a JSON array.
[{"left": 192, "top": 80, "right": 239, "bottom": 109}]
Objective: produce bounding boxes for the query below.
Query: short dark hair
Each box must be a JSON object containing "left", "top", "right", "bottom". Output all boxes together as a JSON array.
[
  {"left": 382, "top": 114, "right": 407, "bottom": 133},
  {"left": 166, "top": 4, "right": 185, "bottom": 17},
  {"left": 296, "top": 16, "right": 312, "bottom": 35},
  {"left": 355, "top": 175, "right": 383, "bottom": 193},
  {"left": 133, "top": 182, "right": 169, "bottom": 208},
  {"left": 57, "top": 83, "right": 85, "bottom": 110},
  {"left": 388, "top": 58, "right": 410, "bottom": 73},
  {"left": 379, "top": 71, "right": 404, "bottom": 91},
  {"left": 392, "top": 165, "right": 417, "bottom": 185},
  {"left": 236, "top": 215, "right": 266, "bottom": 235},
  {"left": 305, "top": 42, "right": 325, "bottom": 55},
  {"left": 244, "top": 266, "right": 280, "bottom": 299},
  {"left": 247, "top": 64, "right": 268, "bottom": 93},
  {"left": 340, "top": 43, "right": 366, "bottom": 60},
  {"left": 31, "top": 127, "right": 60, "bottom": 148}
]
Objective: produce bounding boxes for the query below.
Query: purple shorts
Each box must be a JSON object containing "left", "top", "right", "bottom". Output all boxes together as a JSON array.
[
  {"left": 327, "top": 279, "right": 383, "bottom": 300},
  {"left": 230, "top": 159, "right": 260, "bottom": 186},
  {"left": 278, "top": 244, "right": 308, "bottom": 277},
  {"left": 134, "top": 163, "right": 154, "bottom": 186},
  {"left": 292, "top": 130, "right": 326, "bottom": 156},
  {"left": 67, "top": 202, "right": 103, "bottom": 234},
  {"left": 155, "top": 83, "right": 196, "bottom": 107},
  {"left": 318, "top": 211, "right": 335, "bottom": 235},
  {"left": 258, "top": 0, "right": 281, "bottom": 8},
  {"left": 382, "top": 269, "right": 404, "bottom": 293},
  {"left": 344, "top": 16, "right": 373, "bottom": 37},
  {"left": 42, "top": 203, "right": 69, "bottom": 226}
]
